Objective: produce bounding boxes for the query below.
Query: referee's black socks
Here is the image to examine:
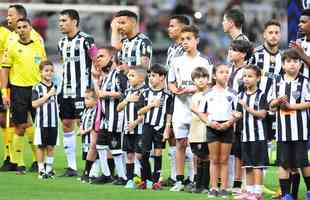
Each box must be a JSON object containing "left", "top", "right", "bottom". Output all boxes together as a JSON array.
[
  {"left": 202, "top": 160, "right": 210, "bottom": 190},
  {"left": 303, "top": 175, "right": 310, "bottom": 191},
  {"left": 153, "top": 155, "right": 162, "bottom": 183},
  {"left": 279, "top": 178, "right": 291, "bottom": 197},
  {"left": 84, "top": 160, "right": 94, "bottom": 176},
  {"left": 290, "top": 173, "right": 300, "bottom": 200}
]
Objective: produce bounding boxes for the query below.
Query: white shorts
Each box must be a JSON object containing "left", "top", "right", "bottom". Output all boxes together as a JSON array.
[{"left": 172, "top": 122, "right": 190, "bottom": 139}]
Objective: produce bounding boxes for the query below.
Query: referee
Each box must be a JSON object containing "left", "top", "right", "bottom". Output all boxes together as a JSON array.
[{"left": 58, "top": 9, "right": 97, "bottom": 177}]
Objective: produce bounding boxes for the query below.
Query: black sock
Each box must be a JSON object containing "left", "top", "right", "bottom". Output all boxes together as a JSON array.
[
  {"left": 107, "top": 158, "right": 115, "bottom": 176},
  {"left": 233, "top": 180, "right": 242, "bottom": 188},
  {"left": 303, "top": 175, "right": 310, "bottom": 191},
  {"left": 153, "top": 156, "right": 162, "bottom": 183},
  {"left": 290, "top": 173, "right": 300, "bottom": 200},
  {"left": 84, "top": 160, "right": 94, "bottom": 176},
  {"left": 196, "top": 161, "right": 203, "bottom": 189},
  {"left": 126, "top": 163, "right": 134, "bottom": 180},
  {"left": 279, "top": 178, "right": 291, "bottom": 197},
  {"left": 218, "top": 178, "right": 221, "bottom": 188},
  {"left": 176, "top": 175, "right": 184, "bottom": 183},
  {"left": 203, "top": 160, "right": 210, "bottom": 190}
]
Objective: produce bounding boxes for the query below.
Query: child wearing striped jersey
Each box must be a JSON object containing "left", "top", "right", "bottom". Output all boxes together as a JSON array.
[
  {"left": 189, "top": 67, "right": 210, "bottom": 193},
  {"left": 269, "top": 49, "right": 310, "bottom": 200},
  {"left": 234, "top": 65, "right": 269, "bottom": 200},
  {"left": 32, "top": 61, "right": 59, "bottom": 179}
]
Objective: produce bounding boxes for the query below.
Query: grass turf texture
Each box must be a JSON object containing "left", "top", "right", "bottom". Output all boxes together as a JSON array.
[{"left": 0, "top": 131, "right": 307, "bottom": 200}]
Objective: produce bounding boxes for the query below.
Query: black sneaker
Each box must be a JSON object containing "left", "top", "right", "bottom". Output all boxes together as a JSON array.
[
  {"left": 79, "top": 175, "right": 90, "bottom": 183},
  {"left": 38, "top": 171, "right": 48, "bottom": 179},
  {"left": 112, "top": 177, "right": 127, "bottom": 185},
  {"left": 208, "top": 189, "right": 218, "bottom": 198},
  {"left": 59, "top": 168, "right": 78, "bottom": 177},
  {"left": 16, "top": 166, "right": 26, "bottom": 175},
  {"left": 91, "top": 175, "right": 112, "bottom": 184},
  {"left": 28, "top": 161, "right": 38, "bottom": 172},
  {"left": 183, "top": 178, "right": 191, "bottom": 186},
  {"left": 161, "top": 177, "right": 176, "bottom": 187},
  {"left": 218, "top": 189, "right": 229, "bottom": 198},
  {"left": 47, "top": 170, "right": 56, "bottom": 179},
  {"left": 184, "top": 182, "right": 195, "bottom": 192},
  {"left": 192, "top": 187, "right": 204, "bottom": 193},
  {"left": 0, "top": 158, "right": 11, "bottom": 171}
]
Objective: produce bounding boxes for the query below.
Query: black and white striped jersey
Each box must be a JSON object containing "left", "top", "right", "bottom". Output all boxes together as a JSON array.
[
  {"left": 250, "top": 45, "right": 282, "bottom": 94},
  {"left": 80, "top": 107, "right": 96, "bottom": 131},
  {"left": 119, "top": 33, "right": 152, "bottom": 69},
  {"left": 297, "top": 36, "right": 310, "bottom": 78},
  {"left": 237, "top": 89, "right": 268, "bottom": 142},
  {"left": 123, "top": 84, "right": 148, "bottom": 135},
  {"left": 228, "top": 65, "right": 245, "bottom": 94},
  {"left": 58, "top": 31, "right": 95, "bottom": 98},
  {"left": 234, "top": 33, "right": 249, "bottom": 41},
  {"left": 166, "top": 42, "right": 184, "bottom": 69},
  {"left": 32, "top": 82, "right": 59, "bottom": 128},
  {"left": 143, "top": 88, "right": 173, "bottom": 131},
  {"left": 100, "top": 68, "right": 128, "bottom": 133},
  {"left": 269, "top": 74, "right": 310, "bottom": 141}
]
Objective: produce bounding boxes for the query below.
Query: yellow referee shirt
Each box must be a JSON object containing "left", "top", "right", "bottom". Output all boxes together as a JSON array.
[
  {"left": 2, "top": 40, "right": 46, "bottom": 87},
  {"left": 0, "top": 26, "right": 10, "bottom": 60}
]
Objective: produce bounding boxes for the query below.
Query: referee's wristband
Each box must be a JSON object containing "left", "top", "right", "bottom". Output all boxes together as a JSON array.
[{"left": 1, "top": 88, "right": 7, "bottom": 97}]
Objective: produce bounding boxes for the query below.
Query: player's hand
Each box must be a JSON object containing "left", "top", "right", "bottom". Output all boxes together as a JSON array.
[
  {"left": 110, "top": 18, "right": 119, "bottom": 31},
  {"left": 162, "top": 127, "right": 171, "bottom": 142},
  {"left": 126, "top": 94, "right": 140, "bottom": 102},
  {"left": 174, "top": 87, "right": 186, "bottom": 95},
  {"left": 238, "top": 99, "right": 246, "bottom": 107},
  {"left": 149, "top": 99, "right": 160, "bottom": 108},
  {"left": 210, "top": 121, "right": 221, "bottom": 130},
  {"left": 183, "top": 86, "right": 196, "bottom": 94},
  {"left": 48, "top": 88, "right": 56, "bottom": 97},
  {"left": 128, "top": 121, "right": 137, "bottom": 131},
  {"left": 219, "top": 121, "right": 233, "bottom": 131},
  {"left": 232, "top": 111, "right": 242, "bottom": 119},
  {"left": 289, "top": 41, "right": 305, "bottom": 56},
  {"left": 278, "top": 96, "right": 288, "bottom": 105},
  {"left": 98, "top": 90, "right": 109, "bottom": 98}
]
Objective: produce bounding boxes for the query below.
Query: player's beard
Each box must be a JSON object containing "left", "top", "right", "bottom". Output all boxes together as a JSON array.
[{"left": 266, "top": 40, "right": 279, "bottom": 49}]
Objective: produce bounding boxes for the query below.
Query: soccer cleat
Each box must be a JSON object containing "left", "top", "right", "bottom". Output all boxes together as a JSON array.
[
  {"left": 0, "top": 158, "right": 11, "bottom": 171},
  {"left": 281, "top": 194, "right": 294, "bottom": 200},
  {"left": 160, "top": 177, "right": 176, "bottom": 187},
  {"left": 47, "top": 170, "right": 56, "bottom": 179},
  {"left": 124, "top": 179, "right": 135, "bottom": 189},
  {"left": 218, "top": 189, "right": 230, "bottom": 198},
  {"left": 16, "top": 166, "right": 26, "bottom": 175},
  {"left": 133, "top": 175, "right": 142, "bottom": 185},
  {"left": 152, "top": 182, "right": 162, "bottom": 190},
  {"left": 38, "top": 171, "right": 48, "bottom": 179},
  {"left": 208, "top": 189, "right": 218, "bottom": 198},
  {"left": 28, "top": 161, "right": 38, "bottom": 172},
  {"left": 146, "top": 180, "right": 153, "bottom": 189},
  {"left": 59, "top": 168, "right": 78, "bottom": 177},
  {"left": 184, "top": 182, "right": 195, "bottom": 193},
  {"left": 113, "top": 177, "right": 127, "bottom": 186},
  {"left": 79, "top": 175, "right": 90, "bottom": 183},
  {"left": 91, "top": 175, "right": 112, "bottom": 184},
  {"left": 192, "top": 187, "right": 204, "bottom": 193},
  {"left": 169, "top": 181, "right": 184, "bottom": 192},
  {"left": 137, "top": 181, "right": 146, "bottom": 189}
]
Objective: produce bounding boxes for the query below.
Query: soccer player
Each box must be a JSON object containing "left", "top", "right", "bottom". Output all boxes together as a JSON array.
[
  {"left": 1, "top": 18, "right": 46, "bottom": 174},
  {"left": 117, "top": 66, "right": 147, "bottom": 189},
  {"left": 198, "top": 64, "right": 238, "bottom": 198},
  {"left": 168, "top": 25, "right": 213, "bottom": 192},
  {"left": 111, "top": 10, "right": 152, "bottom": 69},
  {"left": 189, "top": 67, "right": 210, "bottom": 193},
  {"left": 32, "top": 60, "right": 59, "bottom": 179},
  {"left": 234, "top": 65, "right": 269, "bottom": 200},
  {"left": 1, "top": 4, "right": 45, "bottom": 172},
  {"left": 94, "top": 47, "right": 128, "bottom": 185},
  {"left": 137, "top": 64, "right": 173, "bottom": 190},
  {"left": 222, "top": 8, "right": 249, "bottom": 41},
  {"left": 58, "top": 9, "right": 97, "bottom": 177},
  {"left": 269, "top": 49, "right": 310, "bottom": 200}
]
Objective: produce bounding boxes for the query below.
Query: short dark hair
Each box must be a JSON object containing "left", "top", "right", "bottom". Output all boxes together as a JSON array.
[
  {"left": 191, "top": 67, "right": 209, "bottom": 81},
  {"left": 264, "top": 19, "right": 281, "bottom": 30},
  {"left": 282, "top": 48, "right": 300, "bottom": 63},
  {"left": 39, "top": 60, "right": 54, "bottom": 71},
  {"left": 181, "top": 25, "right": 199, "bottom": 38},
  {"left": 244, "top": 64, "right": 261, "bottom": 77},
  {"left": 169, "top": 15, "right": 190, "bottom": 25},
  {"left": 85, "top": 88, "right": 97, "bottom": 99},
  {"left": 230, "top": 40, "right": 253, "bottom": 61},
  {"left": 60, "top": 9, "right": 80, "bottom": 26},
  {"left": 149, "top": 64, "right": 167, "bottom": 76},
  {"left": 16, "top": 18, "right": 31, "bottom": 26},
  {"left": 224, "top": 9, "right": 244, "bottom": 29},
  {"left": 301, "top": 9, "right": 310, "bottom": 17},
  {"left": 114, "top": 10, "right": 138, "bottom": 21},
  {"left": 9, "top": 4, "right": 27, "bottom": 18}
]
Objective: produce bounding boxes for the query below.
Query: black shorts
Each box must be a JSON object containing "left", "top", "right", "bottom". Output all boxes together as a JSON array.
[
  {"left": 241, "top": 141, "right": 269, "bottom": 168},
  {"left": 277, "top": 141, "right": 310, "bottom": 169},
  {"left": 58, "top": 96, "right": 84, "bottom": 120},
  {"left": 96, "top": 129, "right": 122, "bottom": 155},
  {"left": 207, "top": 125, "right": 233, "bottom": 144},
  {"left": 190, "top": 142, "right": 209, "bottom": 157},
  {"left": 122, "top": 134, "right": 143, "bottom": 154},
  {"left": 232, "top": 133, "right": 242, "bottom": 158},
  {"left": 142, "top": 124, "right": 165, "bottom": 153},
  {"left": 265, "top": 114, "right": 276, "bottom": 141},
  {"left": 11, "top": 85, "right": 35, "bottom": 124},
  {"left": 37, "top": 127, "right": 58, "bottom": 148}
]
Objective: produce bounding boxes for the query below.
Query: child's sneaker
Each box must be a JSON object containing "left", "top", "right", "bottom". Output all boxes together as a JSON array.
[
  {"left": 218, "top": 189, "right": 229, "bottom": 198},
  {"left": 124, "top": 179, "right": 135, "bottom": 189},
  {"left": 38, "top": 171, "right": 48, "bottom": 179},
  {"left": 169, "top": 181, "right": 184, "bottom": 192},
  {"left": 208, "top": 189, "right": 218, "bottom": 197},
  {"left": 137, "top": 181, "right": 146, "bottom": 189},
  {"left": 133, "top": 176, "right": 142, "bottom": 185},
  {"left": 146, "top": 180, "right": 153, "bottom": 189},
  {"left": 281, "top": 194, "right": 294, "bottom": 200},
  {"left": 152, "top": 182, "right": 162, "bottom": 190}
]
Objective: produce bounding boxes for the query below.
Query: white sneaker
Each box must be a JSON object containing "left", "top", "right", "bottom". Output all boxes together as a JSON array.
[{"left": 169, "top": 181, "right": 184, "bottom": 192}]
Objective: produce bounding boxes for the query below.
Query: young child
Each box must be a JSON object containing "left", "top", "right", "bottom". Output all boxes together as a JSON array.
[
  {"left": 234, "top": 65, "right": 269, "bottom": 200},
  {"left": 117, "top": 65, "right": 148, "bottom": 189},
  {"left": 32, "top": 60, "right": 59, "bottom": 179},
  {"left": 190, "top": 67, "right": 210, "bottom": 193},
  {"left": 198, "top": 64, "right": 238, "bottom": 198},
  {"left": 79, "top": 89, "right": 98, "bottom": 183},
  {"left": 269, "top": 49, "right": 310, "bottom": 200},
  {"left": 137, "top": 64, "right": 172, "bottom": 190}
]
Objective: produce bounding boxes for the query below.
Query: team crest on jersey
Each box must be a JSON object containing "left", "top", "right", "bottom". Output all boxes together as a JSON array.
[
  {"left": 292, "top": 90, "right": 301, "bottom": 99},
  {"left": 111, "top": 139, "right": 118, "bottom": 148},
  {"left": 226, "top": 96, "right": 233, "bottom": 102},
  {"left": 18, "top": 49, "right": 22, "bottom": 53},
  {"left": 197, "top": 144, "right": 202, "bottom": 150},
  {"left": 138, "top": 139, "right": 143, "bottom": 148}
]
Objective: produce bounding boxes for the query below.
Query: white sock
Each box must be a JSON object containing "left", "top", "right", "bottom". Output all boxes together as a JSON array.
[
  {"left": 89, "top": 159, "right": 100, "bottom": 178},
  {"left": 114, "top": 154, "right": 127, "bottom": 179},
  {"left": 169, "top": 146, "right": 176, "bottom": 181},
  {"left": 228, "top": 155, "right": 235, "bottom": 188},
  {"left": 63, "top": 131, "right": 77, "bottom": 170},
  {"left": 185, "top": 147, "right": 194, "bottom": 182},
  {"left": 246, "top": 185, "right": 254, "bottom": 193},
  {"left": 45, "top": 156, "right": 54, "bottom": 173},
  {"left": 134, "top": 158, "right": 141, "bottom": 177},
  {"left": 38, "top": 162, "right": 44, "bottom": 173},
  {"left": 96, "top": 145, "right": 111, "bottom": 176},
  {"left": 254, "top": 185, "right": 263, "bottom": 194}
]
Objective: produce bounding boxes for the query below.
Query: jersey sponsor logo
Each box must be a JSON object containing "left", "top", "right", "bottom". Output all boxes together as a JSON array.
[
  {"left": 226, "top": 95, "right": 233, "bottom": 102},
  {"left": 111, "top": 138, "right": 118, "bottom": 148},
  {"left": 75, "top": 101, "right": 84, "bottom": 109},
  {"left": 64, "top": 56, "right": 81, "bottom": 63},
  {"left": 292, "top": 90, "right": 301, "bottom": 99}
]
